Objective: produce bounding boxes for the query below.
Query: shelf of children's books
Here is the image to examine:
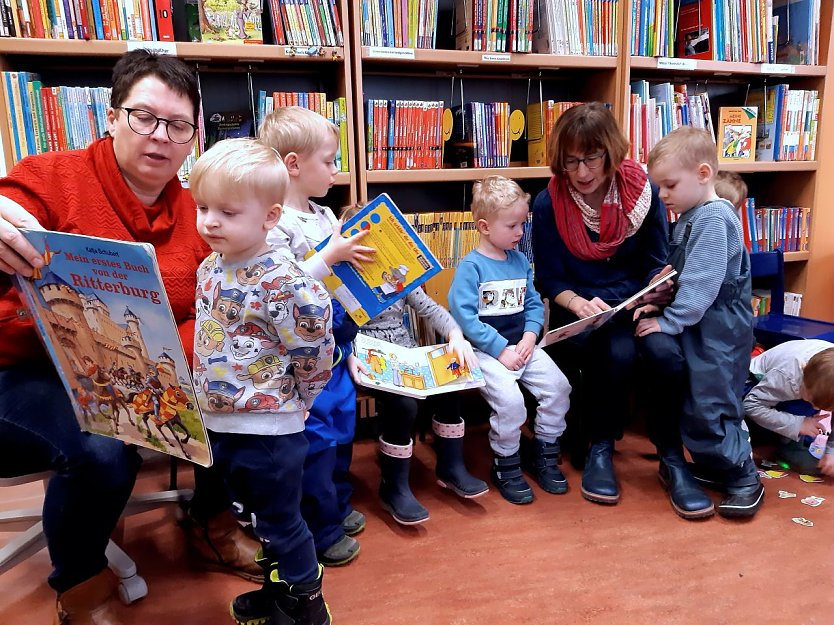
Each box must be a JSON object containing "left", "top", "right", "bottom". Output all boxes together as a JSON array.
[
  {"left": 361, "top": 47, "right": 617, "bottom": 70},
  {"left": 720, "top": 161, "right": 819, "bottom": 173},
  {"left": 0, "top": 39, "right": 346, "bottom": 63},
  {"left": 630, "top": 56, "right": 827, "bottom": 78},
  {"left": 365, "top": 166, "right": 551, "bottom": 183},
  {"left": 783, "top": 251, "right": 811, "bottom": 262}
]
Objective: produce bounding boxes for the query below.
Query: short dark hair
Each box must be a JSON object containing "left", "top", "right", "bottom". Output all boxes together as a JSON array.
[
  {"left": 110, "top": 50, "right": 200, "bottom": 123},
  {"left": 547, "top": 102, "right": 629, "bottom": 178}
]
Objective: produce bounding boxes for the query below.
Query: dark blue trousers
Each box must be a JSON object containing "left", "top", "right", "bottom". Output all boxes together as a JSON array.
[
  {"left": 209, "top": 430, "right": 317, "bottom": 584},
  {"left": 0, "top": 365, "right": 141, "bottom": 593}
]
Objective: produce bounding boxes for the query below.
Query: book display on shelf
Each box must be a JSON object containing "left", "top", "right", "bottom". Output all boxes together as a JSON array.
[
  {"left": 742, "top": 198, "right": 811, "bottom": 253},
  {"left": 717, "top": 106, "right": 758, "bottom": 164},
  {"left": 676, "top": 0, "right": 712, "bottom": 59},
  {"left": 12, "top": 229, "right": 212, "bottom": 466},
  {"left": 532, "top": 0, "right": 617, "bottom": 56},
  {"left": 365, "top": 99, "right": 445, "bottom": 170},
  {"left": 200, "top": 0, "right": 264, "bottom": 43},
  {"left": 774, "top": 0, "right": 820, "bottom": 65},
  {"left": 352, "top": 333, "right": 485, "bottom": 399},
  {"left": 312, "top": 193, "right": 442, "bottom": 325},
  {"left": 361, "top": 0, "right": 438, "bottom": 48}
]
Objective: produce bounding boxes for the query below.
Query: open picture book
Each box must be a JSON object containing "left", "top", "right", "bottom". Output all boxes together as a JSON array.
[
  {"left": 538, "top": 269, "right": 678, "bottom": 347},
  {"left": 13, "top": 230, "right": 212, "bottom": 466},
  {"left": 313, "top": 193, "right": 443, "bottom": 326},
  {"left": 353, "top": 333, "right": 485, "bottom": 399}
]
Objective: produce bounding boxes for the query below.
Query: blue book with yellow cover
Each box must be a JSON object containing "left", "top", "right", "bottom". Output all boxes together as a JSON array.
[
  {"left": 13, "top": 230, "right": 212, "bottom": 466},
  {"left": 313, "top": 193, "right": 442, "bottom": 326}
]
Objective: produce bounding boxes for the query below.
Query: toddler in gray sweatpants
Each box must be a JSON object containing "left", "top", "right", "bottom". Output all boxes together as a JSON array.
[{"left": 448, "top": 176, "right": 571, "bottom": 505}]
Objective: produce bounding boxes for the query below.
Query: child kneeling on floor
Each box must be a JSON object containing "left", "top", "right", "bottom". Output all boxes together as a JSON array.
[
  {"left": 449, "top": 175, "right": 572, "bottom": 505},
  {"left": 191, "top": 138, "right": 334, "bottom": 625}
]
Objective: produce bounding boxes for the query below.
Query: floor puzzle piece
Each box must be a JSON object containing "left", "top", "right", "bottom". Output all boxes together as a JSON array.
[{"left": 792, "top": 517, "right": 814, "bottom": 527}]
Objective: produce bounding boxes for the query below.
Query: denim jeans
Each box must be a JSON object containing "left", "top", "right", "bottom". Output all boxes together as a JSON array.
[{"left": 0, "top": 365, "right": 141, "bottom": 593}]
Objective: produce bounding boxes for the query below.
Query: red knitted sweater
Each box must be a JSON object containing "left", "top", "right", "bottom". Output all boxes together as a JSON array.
[{"left": 0, "top": 138, "right": 210, "bottom": 368}]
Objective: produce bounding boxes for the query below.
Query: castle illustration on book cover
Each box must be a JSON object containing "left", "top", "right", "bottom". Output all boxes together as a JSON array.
[{"left": 13, "top": 230, "right": 212, "bottom": 466}]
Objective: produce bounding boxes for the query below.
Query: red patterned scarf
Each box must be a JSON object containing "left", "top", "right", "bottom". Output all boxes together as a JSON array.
[{"left": 547, "top": 159, "right": 649, "bottom": 261}]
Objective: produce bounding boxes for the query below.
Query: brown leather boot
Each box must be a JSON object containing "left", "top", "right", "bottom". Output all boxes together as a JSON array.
[
  {"left": 53, "top": 569, "right": 123, "bottom": 625},
  {"left": 181, "top": 509, "right": 264, "bottom": 582}
]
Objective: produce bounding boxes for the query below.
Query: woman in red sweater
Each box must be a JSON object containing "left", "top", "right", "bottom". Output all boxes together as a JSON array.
[{"left": 0, "top": 50, "right": 256, "bottom": 624}]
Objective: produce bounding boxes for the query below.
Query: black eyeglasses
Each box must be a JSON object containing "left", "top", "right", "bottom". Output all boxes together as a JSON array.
[
  {"left": 563, "top": 151, "right": 606, "bottom": 172},
  {"left": 116, "top": 107, "right": 197, "bottom": 144}
]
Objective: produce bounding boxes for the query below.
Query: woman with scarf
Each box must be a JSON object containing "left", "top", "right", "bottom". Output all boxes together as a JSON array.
[
  {"left": 0, "top": 50, "right": 260, "bottom": 624},
  {"left": 531, "top": 103, "right": 713, "bottom": 520}
]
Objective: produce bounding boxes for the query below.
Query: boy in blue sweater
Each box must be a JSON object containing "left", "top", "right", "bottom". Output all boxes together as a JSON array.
[
  {"left": 636, "top": 127, "right": 763, "bottom": 518},
  {"left": 449, "top": 176, "right": 572, "bottom": 505}
]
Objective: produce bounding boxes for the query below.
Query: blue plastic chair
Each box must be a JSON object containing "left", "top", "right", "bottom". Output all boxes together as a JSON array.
[{"left": 750, "top": 250, "right": 834, "bottom": 346}]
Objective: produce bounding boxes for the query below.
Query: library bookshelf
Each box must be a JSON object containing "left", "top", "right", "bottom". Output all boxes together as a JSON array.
[{"left": 0, "top": 0, "right": 831, "bottom": 321}]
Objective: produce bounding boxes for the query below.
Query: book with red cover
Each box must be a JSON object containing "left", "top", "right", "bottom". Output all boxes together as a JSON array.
[{"left": 676, "top": 0, "right": 713, "bottom": 60}]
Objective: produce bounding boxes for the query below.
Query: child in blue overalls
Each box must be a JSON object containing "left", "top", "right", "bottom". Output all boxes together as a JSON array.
[{"left": 636, "top": 127, "right": 763, "bottom": 519}]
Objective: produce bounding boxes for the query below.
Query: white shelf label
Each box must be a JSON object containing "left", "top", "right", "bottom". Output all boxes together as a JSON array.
[
  {"left": 127, "top": 41, "right": 177, "bottom": 55},
  {"left": 482, "top": 53, "right": 511, "bottom": 62},
  {"left": 761, "top": 63, "right": 796, "bottom": 74},
  {"left": 368, "top": 47, "right": 415, "bottom": 59},
  {"left": 656, "top": 57, "right": 697, "bottom": 70}
]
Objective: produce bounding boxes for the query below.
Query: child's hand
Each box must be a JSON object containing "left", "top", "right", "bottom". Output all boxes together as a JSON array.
[
  {"left": 635, "top": 316, "right": 661, "bottom": 337},
  {"left": 514, "top": 332, "right": 537, "bottom": 363},
  {"left": 321, "top": 222, "right": 376, "bottom": 268},
  {"left": 819, "top": 453, "right": 834, "bottom": 478},
  {"left": 447, "top": 329, "right": 479, "bottom": 369},
  {"left": 570, "top": 296, "right": 612, "bottom": 318},
  {"left": 632, "top": 303, "right": 660, "bottom": 322},
  {"left": 498, "top": 347, "right": 525, "bottom": 371},
  {"left": 347, "top": 353, "right": 368, "bottom": 384},
  {"left": 628, "top": 264, "right": 676, "bottom": 308},
  {"left": 799, "top": 413, "right": 831, "bottom": 437}
]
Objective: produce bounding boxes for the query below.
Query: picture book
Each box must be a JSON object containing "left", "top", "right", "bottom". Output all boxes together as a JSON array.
[
  {"left": 12, "top": 230, "right": 212, "bottom": 467},
  {"left": 538, "top": 269, "right": 678, "bottom": 347},
  {"left": 774, "top": 0, "right": 817, "bottom": 65},
  {"left": 313, "top": 193, "right": 442, "bottom": 326},
  {"left": 353, "top": 333, "right": 485, "bottom": 399},
  {"left": 205, "top": 110, "right": 254, "bottom": 149},
  {"left": 200, "top": 0, "right": 263, "bottom": 43},
  {"left": 717, "top": 106, "right": 758, "bottom": 164},
  {"left": 676, "top": 0, "right": 713, "bottom": 60}
]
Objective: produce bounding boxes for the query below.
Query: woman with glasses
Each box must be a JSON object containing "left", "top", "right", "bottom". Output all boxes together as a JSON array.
[
  {"left": 0, "top": 50, "right": 259, "bottom": 624},
  {"left": 530, "top": 103, "right": 713, "bottom": 519}
]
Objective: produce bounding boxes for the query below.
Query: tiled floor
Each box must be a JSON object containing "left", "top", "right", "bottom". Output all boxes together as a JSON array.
[{"left": 1, "top": 427, "right": 832, "bottom": 625}]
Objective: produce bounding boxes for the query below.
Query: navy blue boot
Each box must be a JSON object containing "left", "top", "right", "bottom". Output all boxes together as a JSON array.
[
  {"left": 581, "top": 440, "right": 620, "bottom": 504},
  {"left": 433, "top": 419, "right": 489, "bottom": 498},
  {"left": 491, "top": 452, "right": 534, "bottom": 505},
  {"left": 533, "top": 438, "right": 568, "bottom": 494},
  {"left": 378, "top": 438, "right": 429, "bottom": 525},
  {"left": 232, "top": 562, "right": 331, "bottom": 625},
  {"left": 657, "top": 449, "right": 714, "bottom": 519},
  {"left": 718, "top": 458, "right": 765, "bottom": 518}
]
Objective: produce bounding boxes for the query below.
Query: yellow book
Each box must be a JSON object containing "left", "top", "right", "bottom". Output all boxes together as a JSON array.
[{"left": 717, "top": 106, "right": 758, "bottom": 164}]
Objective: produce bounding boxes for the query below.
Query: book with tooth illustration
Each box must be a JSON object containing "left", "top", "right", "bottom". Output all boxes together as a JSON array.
[
  {"left": 12, "top": 229, "right": 212, "bottom": 466},
  {"left": 352, "top": 333, "right": 485, "bottom": 399},
  {"left": 538, "top": 269, "right": 678, "bottom": 347},
  {"left": 312, "top": 192, "right": 443, "bottom": 326}
]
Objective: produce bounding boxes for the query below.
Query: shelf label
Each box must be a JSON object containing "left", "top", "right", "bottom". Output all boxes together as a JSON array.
[
  {"left": 482, "top": 53, "right": 511, "bottom": 62},
  {"left": 761, "top": 63, "right": 796, "bottom": 74},
  {"left": 127, "top": 41, "right": 177, "bottom": 56},
  {"left": 656, "top": 57, "right": 697, "bottom": 70},
  {"left": 368, "top": 47, "right": 415, "bottom": 59}
]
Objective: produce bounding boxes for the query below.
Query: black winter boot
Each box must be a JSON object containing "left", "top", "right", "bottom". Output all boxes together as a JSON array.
[
  {"left": 231, "top": 562, "right": 331, "bottom": 625},
  {"left": 718, "top": 458, "right": 765, "bottom": 518},
  {"left": 657, "top": 448, "right": 714, "bottom": 519},
  {"left": 532, "top": 438, "right": 568, "bottom": 494},
  {"left": 581, "top": 439, "right": 620, "bottom": 504},
  {"left": 378, "top": 438, "right": 429, "bottom": 525},
  {"left": 491, "top": 452, "right": 534, "bottom": 505},
  {"left": 433, "top": 419, "right": 489, "bottom": 498}
]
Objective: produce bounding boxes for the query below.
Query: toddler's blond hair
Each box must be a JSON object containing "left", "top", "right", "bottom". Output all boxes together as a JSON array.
[
  {"left": 714, "top": 171, "right": 748, "bottom": 210},
  {"left": 648, "top": 126, "right": 718, "bottom": 173},
  {"left": 471, "top": 176, "right": 530, "bottom": 222},
  {"left": 258, "top": 106, "right": 339, "bottom": 157},
  {"left": 190, "top": 137, "right": 289, "bottom": 207}
]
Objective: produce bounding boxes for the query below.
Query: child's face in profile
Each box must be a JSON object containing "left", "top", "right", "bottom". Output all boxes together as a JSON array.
[
  {"left": 649, "top": 158, "right": 711, "bottom": 215},
  {"left": 196, "top": 184, "right": 280, "bottom": 264},
  {"left": 482, "top": 198, "right": 528, "bottom": 252},
  {"left": 296, "top": 132, "right": 339, "bottom": 199}
]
